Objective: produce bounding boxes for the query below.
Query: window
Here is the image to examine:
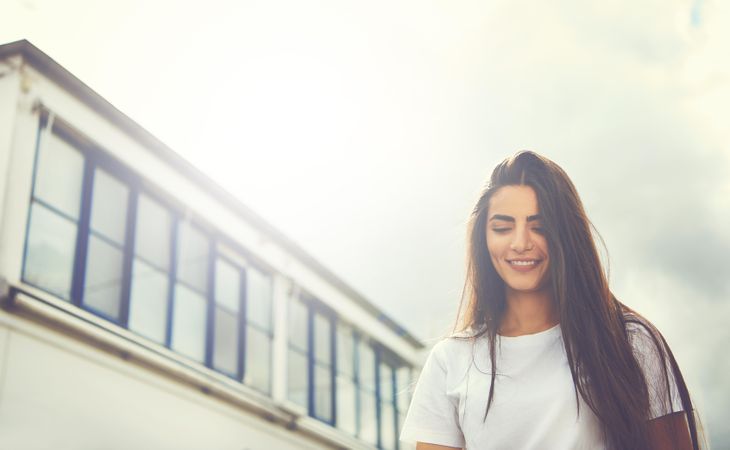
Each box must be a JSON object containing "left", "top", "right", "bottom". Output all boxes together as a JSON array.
[
  {"left": 379, "top": 359, "right": 397, "bottom": 450},
  {"left": 22, "top": 116, "right": 275, "bottom": 400},
  {"left": 244, "top": 265, "right": 273, "bottom": 393},
  {"left": 23, "top": 129, "right": 84, "bottom": 300},
  {"left": 358, "top": 340, "right": 377, "bottom": 445},
  {"left": 312, "top": 311, "right": 334, "bottom": 422},
  {"left": 128, "top": 194, "right": 172, "bottom": 344},
  {"left": 170, "top": 222, "right": 210, "bottom": 362},
  {"left": 82, "top": 168, "right": 129, "bottom": 320},
  {"left": 287, "top": 295, "right": 336, "bottom": 424},
  {"left": 336, "top": 324, "right": 357, "bottom": 436},
  {"left": 287, "top": 295, "right": 309, "bottom": 408},
  {"left": 212, "top": 256, "right": 241, "bottom": 376},
  {"left": 396, "top": 366, "right": 412, "bottom": 435}
]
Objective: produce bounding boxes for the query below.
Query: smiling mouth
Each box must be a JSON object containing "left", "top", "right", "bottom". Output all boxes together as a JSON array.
[{"left": 507, "top": 259, "right": 541, "bottom": 266}]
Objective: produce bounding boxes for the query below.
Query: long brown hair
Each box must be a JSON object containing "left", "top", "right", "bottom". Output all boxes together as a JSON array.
[{"left": 457, "top": 151, "right": 702, "bottom": 450}]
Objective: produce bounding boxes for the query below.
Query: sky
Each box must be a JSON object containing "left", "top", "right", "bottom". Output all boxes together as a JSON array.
[{"left": 2, "top": 0, "right": 729, "bottom": 446}]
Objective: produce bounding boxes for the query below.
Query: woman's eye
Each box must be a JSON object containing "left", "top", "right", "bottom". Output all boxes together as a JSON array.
[
  {"left": 491, "top": 227, "right": 510, "bottom": 233},
  {"left": 532, "top": 227, "right": 545, "bottom": 234}
]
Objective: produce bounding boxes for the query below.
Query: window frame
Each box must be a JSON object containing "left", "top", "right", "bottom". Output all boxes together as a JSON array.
[{"left": 21, "top": 113, "right": 275, "bottom": 390}]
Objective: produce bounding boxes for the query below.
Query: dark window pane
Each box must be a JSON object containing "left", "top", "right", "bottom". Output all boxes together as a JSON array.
[
  {"left": 288, "top": 297, "right": 307, "bottom": 350},
  {"left": 176, "top": 222, "right": 208, "bottom": 292},
  {"left": 134, "top": 194, "right": 171, "bottom": 270},
  {"left": 313, "top": 312, "right": 331, "bottom": 365},
  {"left": 287, "top": 349, "right": 308, "bottom": 407},
  {"left": 314, "top": 363, "right": 332, "bottom": 421},
  {"left": 359, "top": 388, "right": 377, "bottom": 445},
  {"left": 215, "top": 258, "right": 240, "bottom": 312},
  {"left": 245, "top": 327, "right": 271, "bottom": 394},
  {"left": 83, "top": 235, "right": 124, "bottom": 319},
  {"left": 380, "top": 399, "right": 396, "bottom": 450},
  {"left": 246, "top": 266, "right": 271, "bottom": 330},
  {"left": 213, "top": 307, "right": 239, "bottom": 375},
  {"left": 170, "top": 284, "right": 207, "bottom": 362},
  {"left": 336, "top": 375, "right": 357, "bottom": 435},
  {"left": 24, "top": 203, "right": 77, "bottom": 300},
  {"left": 34, "top": 132, "right": 84, "bottom": 219},
  {"left": 128, "top": 259, "right": 169, "bottom": 343},
  {"left": 337, "top": 324, "right": 354, "bottom": 378},
  {"left": 358, "top": 341, "right": 375, "bottom": 391},
  {"left": 90, "top": 168, "right": 128, "bottom": 243}
]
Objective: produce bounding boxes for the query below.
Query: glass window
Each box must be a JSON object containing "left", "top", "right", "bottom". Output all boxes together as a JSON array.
[
  {"left": 128, "top": 260, "right": 169, "bottom": 343},
  {"left": 215, "top": 258, "right": 240, "bottom": 313},
  {"left": 134, "top": 195, "right": 172, "bottom": 269},
  {"left": 380, "top": 362, "right": 394, "bottom": 402},
  {"left": 33, "top": 132, "right": 84, "bottom": 219},
  {"left": 176, "top": 222, "right": 209, "bottom": 292},
  {"left": 359, "top": 389, "right": 377, "bottom": 445},
  {"left": 129, "top": 196, "right": 172, "bottom": 344},
  {"left": 170, "top": 284, "right": 207, "bottom": 362},
  {"left": 336, "top": 375, "right": 357, "bottom": 435},
  {"left": 359, "top": 341, "right": 375, "bottom": 391},
  {"left": 337, "top": 325, "right": 354, "bottom": 378},
  {"left": 287, "top": 348, "right": 308, "bottom": 407},
  {"left": 246, "top": 266, "right": 271, "bottom": 330},
  {"left": 314, "top": 364, "right": 333, "bottom": 421},
  {"left": 83, "top": 235, "right": 124, "bottom": 319},
  {"left": 288, "top": 297, "right": 308, "bottom": 350},
  {"left": 396, "top": 366, "right": 412, "bottom": 414},
  {"left": 380, "top": 400, "right": 396, "bottom": 450},
  {"left": 313, "top": 312, "right": 331, "bottom": 365},
  {"left": 213, "top": 307, "right": 239, "bottom": 376},
  {"left": 380, "top": 362, "right": 397, "bottom": 449},
  {"left": 89, "top": 168, "right": 128, "bottom": 243},
  {"left": 23, "top": 203, "right": 78, "bottom": 300},
  {"left": 243, "top": 265, "right": 272, "bottom": 393},
  {"left": 246, "top": 327, "right": 271, "bottom": 394}
]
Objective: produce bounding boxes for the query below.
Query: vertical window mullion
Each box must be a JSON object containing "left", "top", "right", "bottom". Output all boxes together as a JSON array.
[
  {"left": 307, "top": 304, "right": 314, "bottom": 418},
  {"left": 392, "top": 365, "right": 399, "bottom": 450},
  {"left": 164, "top": 216, "right": 179, "bottom": 348},
  {"left": 375, "top": 346, "right": 382, "bottom": 449},
  {"left": 118, "top": 189, "right": 138, "bottom": 328},
  {"left": 354, "top": 332, "right": 361, "bottom": 437},
  {"left": 330, "top": 314, "right": 337, "bottom": 426},
  {"left": 204, "top": 241, "right": 217, "bottom": 368},
  {"left": 71, "top": 158, "right": 94, "bottom": 307},
  {"left": 239, "top": 268, "right": 248, "bottom": 381}
]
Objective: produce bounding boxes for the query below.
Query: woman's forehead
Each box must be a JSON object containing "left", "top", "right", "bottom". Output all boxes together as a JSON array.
[{"left": 488, "top": 185, "right": 540, "bottom": 216}]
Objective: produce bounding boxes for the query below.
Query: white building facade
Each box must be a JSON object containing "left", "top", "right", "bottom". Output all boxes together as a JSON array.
[{"left": 0, "top": 40, "right": 422, "bottom": 450}]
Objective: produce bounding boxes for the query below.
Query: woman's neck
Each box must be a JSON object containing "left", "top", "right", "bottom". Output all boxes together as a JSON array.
[{"left": 499, "top": 288, "right": 558, "bottom": 337}]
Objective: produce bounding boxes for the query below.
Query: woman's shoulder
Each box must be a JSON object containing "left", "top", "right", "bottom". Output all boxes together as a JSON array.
[
  {"left": 622, "top": 312, "right": 668, "bottom": 356},
  {"left": 425, "top": 331, "right": 481, "bottom": 366}
]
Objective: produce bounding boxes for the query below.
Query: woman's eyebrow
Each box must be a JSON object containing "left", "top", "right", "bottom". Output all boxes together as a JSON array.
[{"left": 489, "top": 214, "right": 542, "bottom": 222}]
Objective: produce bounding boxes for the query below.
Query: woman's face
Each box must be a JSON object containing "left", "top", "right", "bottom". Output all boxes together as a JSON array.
[{"left": 486, "top": 185, "right": 550, "bottom": 295}]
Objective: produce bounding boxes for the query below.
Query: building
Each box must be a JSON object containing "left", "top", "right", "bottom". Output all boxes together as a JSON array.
[{"left": 0, "top": 40, "right": 423, "bottom": 450}]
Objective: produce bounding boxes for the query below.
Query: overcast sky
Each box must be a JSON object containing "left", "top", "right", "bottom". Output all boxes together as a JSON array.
[{"left": 2, "top": 0, "right": 728, "bottom": 446}]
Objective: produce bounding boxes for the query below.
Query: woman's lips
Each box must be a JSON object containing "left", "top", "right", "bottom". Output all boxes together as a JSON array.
[{"left": 507, "top": 259, "right": 541, "bottom": 272}]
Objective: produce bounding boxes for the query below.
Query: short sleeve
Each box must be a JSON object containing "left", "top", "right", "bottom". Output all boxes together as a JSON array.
[
  {"left": 627, "top": 322, "right": 684, "bottom": 420},
  {"left": 399, "top": 341, "right": 465, "bottom": 448}
]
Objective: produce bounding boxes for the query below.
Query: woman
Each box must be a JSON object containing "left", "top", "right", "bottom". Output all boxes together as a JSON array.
[{"left": 400, "top": 151, "right": 702, "bottom": 449}]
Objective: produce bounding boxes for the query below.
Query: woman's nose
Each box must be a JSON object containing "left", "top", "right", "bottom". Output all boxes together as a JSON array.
[{"left": 510, "top": 227, "right": 533, "bottom": 252}]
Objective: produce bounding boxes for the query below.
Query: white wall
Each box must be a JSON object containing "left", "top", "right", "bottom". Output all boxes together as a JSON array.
[{"left": 0, "top": 311, "right": 327, "bottom": 450}]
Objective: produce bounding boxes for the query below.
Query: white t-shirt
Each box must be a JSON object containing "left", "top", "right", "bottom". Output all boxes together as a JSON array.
[{"left": 400, "top": 322, "right": 683, "bottom": 450}]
